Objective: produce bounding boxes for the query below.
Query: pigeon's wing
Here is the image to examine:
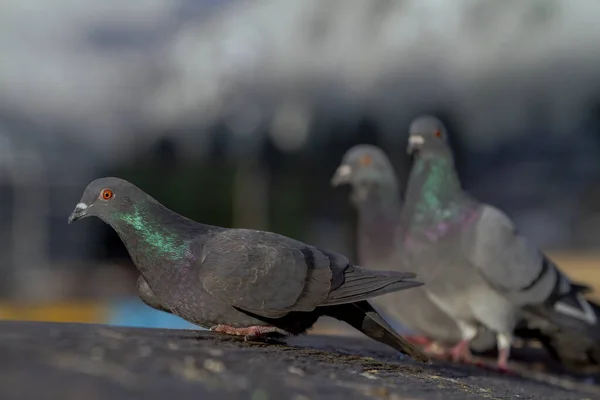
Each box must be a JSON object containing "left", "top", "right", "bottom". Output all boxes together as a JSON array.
[
  {"left": 195, "top": 229, "right": 421, "bottom": 319},
  {"left": 463, "top": 205, "right": 599, "bottom": 327},
  {"left": 194, "top": 230, "right": 330, "bottom": 318},
  {"left": 317, "top": 248, "right": 421, "bottom": 306},
  {"left": 462, "top": 205, "right": 550, "bottom": 297}
]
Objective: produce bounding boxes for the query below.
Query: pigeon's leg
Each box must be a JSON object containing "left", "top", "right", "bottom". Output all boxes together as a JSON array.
[
  {"left": 496, "top": 332, "right": 512, "bottom": 372},
  {"left": 450, "top": 322, "right": 478, "bottom": 363},
  {"left": 449, "top": 340, "right": 473, "bottom": 362},
  {"left": 211, "top": 324, "right": 288, "bottom": 342}
]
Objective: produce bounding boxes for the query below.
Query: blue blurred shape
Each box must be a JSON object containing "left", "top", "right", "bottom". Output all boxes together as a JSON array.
[{"left": 107, "top": 297, "right": 202, "bottom": 330}]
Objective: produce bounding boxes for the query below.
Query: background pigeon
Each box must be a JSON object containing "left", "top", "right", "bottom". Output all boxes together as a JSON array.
[
  {"left": 400, "top": 115, "right": 600, "bottom": 370},
  {"left": 68, "top": 177, "right": 429, "bottom": 362},
  {"left": 331, "top": 144, "right": 497, "bottom": 356}
]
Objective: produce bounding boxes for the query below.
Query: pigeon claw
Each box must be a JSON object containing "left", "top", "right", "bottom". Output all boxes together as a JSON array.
[
  {"left": 404, "top": 335, "right": 434, "bottom": 346},
  {"left": 212, "top": 324, "right": 288, "bottom": 342},
  {"left": 473, "top": 360, "right": 514, "bottom": 375},
  {"left": 495, "top": 348, "right": 513, "bottom": 374},
  {"left": 449, "top": 339, "right": 473, "bottom": 363},
  {"left": 404, "top": 336, "right": 453, "bottom": 360},
  {"left": 496, "top": 365, "right": 513, "bottom": 375}
]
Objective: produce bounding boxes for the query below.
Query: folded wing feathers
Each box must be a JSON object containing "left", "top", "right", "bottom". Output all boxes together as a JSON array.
[
  {"left": 554, "top": 292, "right": 598, "bottom": 326},
  {"left": 550, "top": 273, "right": 599, "bottom": 327},
  {"left": 285, "top": 247, "right": 334, "bottom": 312},
  {"left": 323, "top": 265, "right": 421, "bottom": 305},
  {"left": 279, "top": 245, "right": 421, "bottom": 312}
]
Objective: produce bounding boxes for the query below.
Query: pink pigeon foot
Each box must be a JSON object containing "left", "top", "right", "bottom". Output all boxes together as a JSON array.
[
  {"left": 211, "top": 324, "right": 288, "bottom": 342},
  {"left": 495, "top": 347, "right": 513, "bottom": 374},
  {"left": 449, "top": 339, "right": 473, "bottom": 363},
  {"left": 404, "top": 335, "right": 434, "bottom": 346},
  {"left": 402, "top": 336, "right": 452, "bottom": 359},
  {"left": 468, "top": 349, "right": 514, "bottom": 374}
]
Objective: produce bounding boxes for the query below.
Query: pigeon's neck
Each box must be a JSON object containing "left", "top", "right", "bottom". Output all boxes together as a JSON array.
[
  {"left": 108, "top": 202, "right": 204, "bottom": 277},
  {"left": 354, "top": 187, "right": 402, "bottom": 267},
  {"left": 403, "top": 151, "right": 473, "bottom": 232},
  {"left": 355, "top": 185, "right": 401, "bottom": 219}
]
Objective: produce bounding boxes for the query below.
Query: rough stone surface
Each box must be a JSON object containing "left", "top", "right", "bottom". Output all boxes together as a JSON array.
[{"left": 0, "top": 321, "right": 598, "bottom": 400}]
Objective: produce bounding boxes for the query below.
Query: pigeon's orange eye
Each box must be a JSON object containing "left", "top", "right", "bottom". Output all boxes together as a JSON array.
[
  {"left": 435, "top": 130, "right": 442, "bottom": 138},
  {"left": 359, "top": 155, "right": 372, "bottom": 166},
  {"left": 100, "top": 189, "right": 114, "bottom": 200}
]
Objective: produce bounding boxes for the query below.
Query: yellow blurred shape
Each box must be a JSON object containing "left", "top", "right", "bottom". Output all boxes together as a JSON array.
[
  {"left": 549, "top": 252, "right": 600, "bottom": 302},
  {"left": 0, "top": 252, "right": 597, "bottom": 326},
  {"left": 0, "top": 301, "right": 108, "bottom": 323}
]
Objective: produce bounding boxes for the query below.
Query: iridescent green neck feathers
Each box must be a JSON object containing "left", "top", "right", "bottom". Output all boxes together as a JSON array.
[
  {"left": 115, "top": 204, "right": 190, "bottom": 261},
  {"left": 406, "top": 153, "right": 468, "bottom": 226}
]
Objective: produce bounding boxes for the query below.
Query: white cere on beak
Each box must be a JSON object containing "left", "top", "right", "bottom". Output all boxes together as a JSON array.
[
  {"left": 336, "top": 164, "right": 352, "bottom": 177},
  {"left": 75, "top": 203, "right": 88, "bottom": 211},
  {"left": 408, "top": 135, "right": 425, "bottom": 146}
]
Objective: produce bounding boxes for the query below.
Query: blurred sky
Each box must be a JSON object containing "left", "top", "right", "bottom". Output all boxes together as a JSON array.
[
  {"left": 1, "top": 0, "right": 600, "bottom": 160},
  {"left": 1, "top": 0, "right": 600, "bottom": 258}
]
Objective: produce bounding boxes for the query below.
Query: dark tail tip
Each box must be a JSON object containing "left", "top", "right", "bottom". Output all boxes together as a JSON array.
[{"left": 324, "top": 301, "right": 430, "bottom": 363}]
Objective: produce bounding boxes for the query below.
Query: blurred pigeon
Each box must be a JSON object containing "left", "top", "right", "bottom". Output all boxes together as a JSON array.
[
  {"left": 401, "top": 115, "right": 600, "bottom": 370},
  {"left": 332, "top": 144, "right": 497, "bottom": 355},
  {"left": 68, "top": 177, "right": 429, "bottom": 362}
]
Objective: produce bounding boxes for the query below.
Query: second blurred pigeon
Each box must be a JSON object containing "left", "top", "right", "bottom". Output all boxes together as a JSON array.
[{"left": 332, "top": 144, "right": 496, "bottom": 355}]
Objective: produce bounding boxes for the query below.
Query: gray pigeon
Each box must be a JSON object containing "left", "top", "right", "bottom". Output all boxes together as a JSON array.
[
  {"left": 331, "top": 145, "right": 497, "bottom": 355},
  {"left": 68, "top": 177, "right": 429, "bottom": 362},
  {"left": 401, "top": 115, "right": 600, "bottom": 370}
]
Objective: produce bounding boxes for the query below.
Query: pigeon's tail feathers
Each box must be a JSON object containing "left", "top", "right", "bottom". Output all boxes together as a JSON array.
[
  {"left": 522, "top": 287, "right": 600, "bottom": 367},
  {"left": 324, "top": 301, "right": 430, "bottom": 362},
  {"left": 552, "top": 292, "right": 600, "bottom": 334},
  {"left": 517, "top": 306, "right": 600, "bottom": 369},
  {"left": 532, "top": 328, "right": 600, "bottom": 369},
  {"left": 571, "top": 282, "right": 593, "bottom": 295},
  {"left": 526, "top": 283, "right": 600, "bottom": 341},
  {"left": 324, "top": 265, "right": 422, "bottom": 306}
]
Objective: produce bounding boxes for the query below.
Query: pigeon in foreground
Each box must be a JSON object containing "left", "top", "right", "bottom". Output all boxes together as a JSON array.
[
  {"left": 68, "top": 177, "right": 429, "bottom": 362},
  {"left": 400, "top": 116, "right": 600, "bottom": 370},
  {"left": 331, "top": 145, "right": 497, "bottom": 356}
]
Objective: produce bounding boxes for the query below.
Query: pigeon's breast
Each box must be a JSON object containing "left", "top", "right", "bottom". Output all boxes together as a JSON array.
[
  {"left": 147, "top": 268, "right": 268, "bottom": 329},
  {"left": 404, "top": 230, "right": 518, "bottom": 329}
]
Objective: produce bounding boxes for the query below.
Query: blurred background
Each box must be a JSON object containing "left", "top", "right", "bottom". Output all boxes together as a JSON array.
[{"left": 1, "top": 0, "right": 600, "bottom": 333}]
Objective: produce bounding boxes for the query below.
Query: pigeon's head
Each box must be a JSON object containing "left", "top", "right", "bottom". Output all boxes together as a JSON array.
[
  {"left": 68, "top": 177, "right": 147, "bottom": 224},
  {"left": 331, "top": 145, "right": 398, "bottom": 203},
  {"left": 407, "top": 115, "right": 449, "bottom": 155}
]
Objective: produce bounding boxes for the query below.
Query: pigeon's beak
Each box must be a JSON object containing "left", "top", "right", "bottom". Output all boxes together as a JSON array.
[
  {"left": 68, "top": 203, "right": 89, "bottom": 224},
  {"left": 407, "top": 134, "right": 425, "bottom": 154},
  {"left": 331, "top": 164, "right": 353, "bottom": 187}
]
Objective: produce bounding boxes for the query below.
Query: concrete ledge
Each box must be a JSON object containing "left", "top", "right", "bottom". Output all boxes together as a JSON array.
[{"left": 0, "top": 321, "right": 597, "bottom": 400}]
